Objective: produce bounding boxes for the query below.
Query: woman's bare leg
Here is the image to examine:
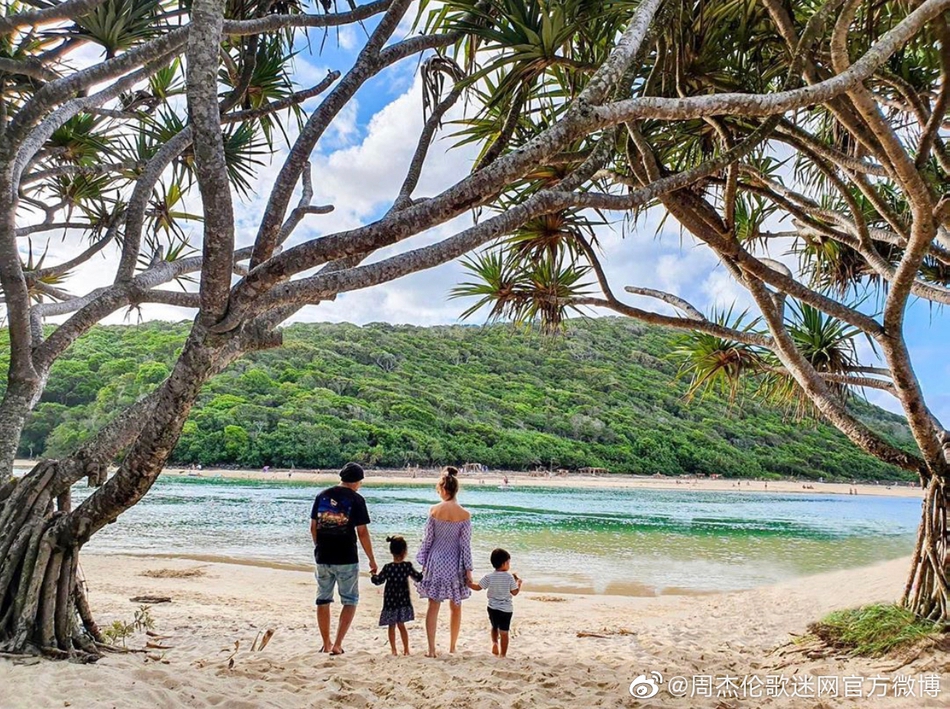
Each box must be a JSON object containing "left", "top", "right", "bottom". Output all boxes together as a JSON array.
[
  {"left": 387, "top": 625, "right": 397, "bottom": 655},
  {"left": 449, "top": 601, "right": 462, "bottom": 653},
  {"left": 425, "top": 600, "right": 440, "bottom": 657}
]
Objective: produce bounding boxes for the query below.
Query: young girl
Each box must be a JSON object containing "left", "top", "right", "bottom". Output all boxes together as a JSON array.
[{"left": 371, "top": 535, "right": 424, "bottom": 655}]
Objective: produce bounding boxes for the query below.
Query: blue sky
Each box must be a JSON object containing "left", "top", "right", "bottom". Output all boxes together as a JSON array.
[{"left": 23, "top": 4, "right": 950, "bottom": 426}]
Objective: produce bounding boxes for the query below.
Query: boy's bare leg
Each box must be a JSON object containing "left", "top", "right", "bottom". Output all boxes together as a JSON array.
[
  {"left": 449, "top": 601, "right": 462, "bottom": 653},
  {"left": 387, "top": 625, "right": 397, "bottom": 655},
  {"left": 491, "top": 628, "right": 499, "bottom": 655},
  {"left": 398, "top": 622, "right": 410, "bottom": 655},
  {"left": 499, "top": 630, "right": 509, "bottom": 658},
  {"left": 316, "top": 605, "right": 332, "bottom": 652},
  {"left": 425, "top": 600, "right": 440, "bottom": 657},
  {"left": 330, "top": 604, "right": 357, "bottom": 654}
]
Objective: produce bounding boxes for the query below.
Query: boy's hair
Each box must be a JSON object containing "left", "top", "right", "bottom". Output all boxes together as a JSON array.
[
  {"left": 490, "top": 548, "right": 511, "bottom": 570},
  {"left": 387, "top": 535, "right": 408, "bottom": 557}
]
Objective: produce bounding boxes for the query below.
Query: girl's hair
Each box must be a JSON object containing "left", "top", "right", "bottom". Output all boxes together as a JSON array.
[
  {"left": 386, "top": 535, "right": 408, "bottom": 557},
  {"left": 437, "top": 466, "right": 460, "bottom": 499}
]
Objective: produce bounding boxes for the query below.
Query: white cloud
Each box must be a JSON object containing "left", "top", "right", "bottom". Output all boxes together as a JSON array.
[{"left": 701, "top": 268, "right": 755, "bottom": 312}]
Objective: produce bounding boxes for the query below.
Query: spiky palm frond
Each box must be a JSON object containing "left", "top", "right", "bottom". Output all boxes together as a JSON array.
[
  {"left": 138, "top": 232, "right": 198, "bottom": 285},
  {"left": 52, "top": 173, "right": 116, "bottom": 213},
  {"left": 785, "top": 300, "right": 865, "bottom": 376},
  {"left": 147, "top": 58, "right": 184, "bottom": 103},
  {"left": 220, "top": 37, "right": 301, "bottom": 144},
  {"left": 62, "top": 0, "right": 172, "bottom": 58},
  {"left": 48, "top": 114, "right": 113, "bottom": 166},
  {"left": 792, "top": 235, "right": 896, "bottom": 296},
  {"left": 451, "top": 250, "right": 525, "bottom": 321},
  {"left": 451, "top": 248, "right": 591, "bottom": 331},
  {"left": 517, "top": 255, "right": 591, "bottom": 331},
  {"left": 146, "top": 181, "right": 202, "bottom": 240},
  {"left": 502, "top": 209, "right": 600, "bottom": 262},
  {"left": 672, "top": 307, "right": 766, "bottom": 402},
  {"left": 21, "top": 239, "right": 73, "bottom": 303},
  {"left": 222, "top": 122, "right": 268, "bottom": 197}
]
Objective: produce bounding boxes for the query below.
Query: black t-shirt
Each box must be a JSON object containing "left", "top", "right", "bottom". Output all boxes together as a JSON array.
[{"left": 310, "top": 485, "right": 370, "bottom": 565}]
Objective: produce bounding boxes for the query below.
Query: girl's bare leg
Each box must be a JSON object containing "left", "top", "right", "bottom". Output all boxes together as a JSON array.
[
  {"left": 500, "top": 630, "right": 509, "bottom": 657},
  {"left": 491, "top": 628, "right": 499, "bottom": 655},
  {"left": 449, "top": 601, "right": 462, "bottom": 653},
  {"left": 398, "top": 622, "right": 410, "bottom": 654},
  {"left": 425, "top": 600, "right": 440, "bottom": 657},
  {"left": 387, "top": 625, "right": 397, "bottom": 655}
]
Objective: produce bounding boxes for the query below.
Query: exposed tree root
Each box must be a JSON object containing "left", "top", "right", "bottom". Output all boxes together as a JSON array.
[
  {"left": 902, "top": 476, "right": 950, "bottom": 622},
  {"left": 0, "top": 462, "right": 102, "bottom": 659}
]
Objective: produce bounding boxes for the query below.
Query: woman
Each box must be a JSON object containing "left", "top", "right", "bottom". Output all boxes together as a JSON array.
[{"left": 416, "top": 467, "right": 473, "bottom": 657}]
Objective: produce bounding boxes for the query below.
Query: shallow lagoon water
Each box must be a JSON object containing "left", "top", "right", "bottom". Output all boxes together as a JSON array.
[{"left": 60, "top": 475, "right": 919, "bottom": 595}]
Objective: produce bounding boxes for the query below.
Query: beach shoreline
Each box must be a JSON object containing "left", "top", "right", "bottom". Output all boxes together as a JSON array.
[
  {"left": 14, "top": 458, "right": 923, "bottom": 498},
  {"left": 1, "top": 553, "right": 943, "bottom": 708}
]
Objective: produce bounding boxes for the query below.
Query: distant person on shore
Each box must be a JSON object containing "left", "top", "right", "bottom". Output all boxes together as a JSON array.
[
  {"left": 310, "top": 462, "right": 377, "bottom": 655},
  {"left": 416, "top": 467, "right": 474, "bottom": 657},
  {"left": 371, "top": 535, "right": 424, "bottom": 655},
  {"left": 469, "top": 548, "right": 523, "bottom": 657}
]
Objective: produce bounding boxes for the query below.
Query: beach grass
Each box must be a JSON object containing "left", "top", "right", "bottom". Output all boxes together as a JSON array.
[{"left": 809, "top": 603, "right": 945, "bottom": 656}]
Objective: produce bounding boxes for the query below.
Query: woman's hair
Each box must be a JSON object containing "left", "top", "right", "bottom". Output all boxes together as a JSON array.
[
  {"left": 437, "top": 466, "right": 460, "bottom": 499},
  {"left": 386, "top": 535, "right": 408, "bottom": 558}
]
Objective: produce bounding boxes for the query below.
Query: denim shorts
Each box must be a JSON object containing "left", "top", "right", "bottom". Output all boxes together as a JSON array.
[{"left": 315, "top": 563, "right": 360, "bottom": 606}]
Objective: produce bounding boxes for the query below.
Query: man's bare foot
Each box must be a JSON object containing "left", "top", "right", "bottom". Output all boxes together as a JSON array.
[
  {"left": 425, "top": 651, "right": 437, "bottom": 658},
  {"left": 390, "top": 648, "right": 398, "bottom": 656},
  {"left": 330, "top": 645, "right": 345, "bottom": 656},
  {"left": 491, "top": 643, "right": 499, "bottom": 656}
]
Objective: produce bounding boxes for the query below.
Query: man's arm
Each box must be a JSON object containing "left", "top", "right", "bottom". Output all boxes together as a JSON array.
[
  {"left": 356, "top": 524, "right": 377, "bottom": 575},
  {"left": 310, "top": 518, "right": 317, "bottom": 545}
]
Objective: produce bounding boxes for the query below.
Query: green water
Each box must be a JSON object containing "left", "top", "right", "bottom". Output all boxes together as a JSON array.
[{"left": 71, "top": 476, "right": 918, "bottom": 595}]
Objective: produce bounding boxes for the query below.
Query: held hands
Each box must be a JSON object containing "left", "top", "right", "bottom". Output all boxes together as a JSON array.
[
  {"left": 513, "top": 572, "right": 523, "bottom": 587},
  {"left": 466, "top": 571, "right": 480, "bottom": 592},
  {"left": 369, "top": 561, "right": 379, "bottom": 575}
]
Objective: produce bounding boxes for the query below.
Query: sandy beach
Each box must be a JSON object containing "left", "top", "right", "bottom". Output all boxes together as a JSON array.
[
  {"left": 90, "top": 463, "right": 923, "bottom": 499},
  {"left": 0, "top": 554, "right": 945, "bottom": 708}
]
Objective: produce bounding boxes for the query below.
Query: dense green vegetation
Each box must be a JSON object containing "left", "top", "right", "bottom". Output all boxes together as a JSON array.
[{"left": 4, "top": 318, "right": 915, "bottom": 480}]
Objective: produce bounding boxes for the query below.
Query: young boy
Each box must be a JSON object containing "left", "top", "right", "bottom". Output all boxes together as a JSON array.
[{"left": 470, "top": 548, "right": 523, "bottom": 657}]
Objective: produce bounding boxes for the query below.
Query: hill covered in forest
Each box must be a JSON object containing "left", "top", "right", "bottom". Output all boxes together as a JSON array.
[{"left": 8, "top": 318, "right": 915, "bottom": 481}]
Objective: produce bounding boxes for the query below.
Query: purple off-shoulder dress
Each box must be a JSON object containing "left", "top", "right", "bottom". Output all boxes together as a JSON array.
[{"left": 416, "top": 517, "right": 473, "bottom": 604}]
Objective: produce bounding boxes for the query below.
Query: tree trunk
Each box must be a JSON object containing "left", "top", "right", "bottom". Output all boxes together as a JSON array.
[
  {"left": 0, "top": 328, "right": 230, "bottom": 658},
  {"left": 0, "top": 319, "right": 281, "bottom": 659},
  {"left": 0, "top": 461, "right": 100, "bottom": 659},
  {"left": 902, "top": 475, "right": 950, "bottom": 622},
  {"left": 0, "top": 379, "right": 41, "bottom": 477}
]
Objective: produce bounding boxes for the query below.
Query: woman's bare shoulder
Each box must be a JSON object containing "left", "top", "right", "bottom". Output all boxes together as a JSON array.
[{"left": 430, "top": 503, "right": 470, "bottom": 522}]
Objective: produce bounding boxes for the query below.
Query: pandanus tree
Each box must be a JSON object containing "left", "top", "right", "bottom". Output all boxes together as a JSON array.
[
  {"left": 0, "top": 0, "right": 948, "bottom": 660},
  {"left": 442, "top": 0, "right": 950, "bottom": 622}
]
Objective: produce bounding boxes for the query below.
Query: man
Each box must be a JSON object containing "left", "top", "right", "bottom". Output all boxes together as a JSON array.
[{"left": 310, "top": 462, "right": 377, "bottom": 655}]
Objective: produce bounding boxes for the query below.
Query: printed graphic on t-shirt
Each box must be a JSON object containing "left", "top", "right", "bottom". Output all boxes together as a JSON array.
[{"left": 316, "top": 494, "right": 353, "bottom": 534}]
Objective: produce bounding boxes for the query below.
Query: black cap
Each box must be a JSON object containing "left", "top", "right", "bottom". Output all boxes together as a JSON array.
[{"left": 340, "top": 462, "right": 365, "bottom": 483}]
